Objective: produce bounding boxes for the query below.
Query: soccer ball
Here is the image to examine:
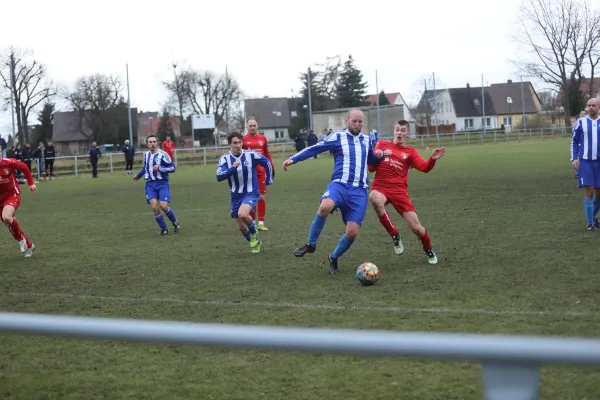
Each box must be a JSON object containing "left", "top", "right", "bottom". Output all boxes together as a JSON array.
[{"left": 356, "top": 262, "right": 380, "bottom": 286}]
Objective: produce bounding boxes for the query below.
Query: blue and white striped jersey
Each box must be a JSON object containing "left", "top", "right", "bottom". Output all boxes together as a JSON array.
[
  {"left": 289, "top": 129, "right": 381, "bottom": 189},
  {"left": 369, "top": 129, "right": 379, "bottom": 147},
  {"left": 216, "top": 150, "right": 273, "bottom": 193},
  {"left": 135, "top": 150, "right": 176, "bottom": 181},
  {"left": 571, "top": 117, "right": 600, "bottom": 162}
]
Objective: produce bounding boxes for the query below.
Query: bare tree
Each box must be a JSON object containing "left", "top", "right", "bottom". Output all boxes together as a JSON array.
[
  {"left": 162, "top": 62, "right": 190, "bottom": 119},
  {"left": 514, "top": 0, "right": 600, "bottom": 126},
  {"left": 313, "top": 55, "right": 342, "bottom": 99},
  {"left": 64, "top": 74, "right": 128, "bottom": 143},
  {"left": 163, "top": 65, "right": 242, "bottom": 129},
  {"left": 0, "top": 47, "right": 57, "bottom": 144},
  {"left": 411, "top": 76, "right": 436, "bottom": 133}
]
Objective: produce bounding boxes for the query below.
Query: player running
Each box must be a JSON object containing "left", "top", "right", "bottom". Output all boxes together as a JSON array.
[
  {"left": 133, "top": 135, "right": 180, "bottom": 235},
  {"left": 283, "top": 108, "right": 385, "bottom": 275},
  {"left": 0, "top": 151, "right": 38, "bottom": 257},
  {"left": 368, "top": 120, "right": 445, "bottom": 265},
  {"left": 217, "top": 131, "right": 274, "bottom": 253},
  {"left": 242, "top": 117, "right": 274, "bottom": 231}
]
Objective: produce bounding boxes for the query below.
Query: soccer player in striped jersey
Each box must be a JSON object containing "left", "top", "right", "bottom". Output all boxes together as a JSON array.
[
  {"left": 283, "top": 108, "right": 385, "bottom": 275},
  {"left": 571, "top": 98, "right": 600, "bottom": 230},
  {"left": 0, "top": 152, "right": 38, "bottom": 257},
  {"left": 133, "top": 135, "right": 180, "bottom": 235},
  {"left": 217, "top": 131, "right": 274, "bottom": 253},
  {"left": 369, "top": 120, "right": 445, "bottom": 265},
  {"left": 242, "top": 117, "right": 273, "bottom": 231},
  {"left": 574, "top": 110, "right": 586, "bottom": 180}
]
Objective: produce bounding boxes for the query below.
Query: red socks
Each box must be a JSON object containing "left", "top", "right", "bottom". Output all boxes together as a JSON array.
[
  {"left": 378, "top": 212, "right": 399, "bottom": 236},
  {"left": 7, "top": 218, "right": 31, "bottom": 246},
  {"left": 419, "top": 230, "right": 432, "bottom": 251},
  {"left": 258, "top": 199, "right": 266, "bottom": 222}
]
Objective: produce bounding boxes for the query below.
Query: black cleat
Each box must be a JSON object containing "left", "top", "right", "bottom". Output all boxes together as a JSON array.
[
  {"left": 587, "top": 223, "right": 597, "bottom": 231},
  {"left": 160, "top": 229, "right": 169, "bottom": 235},
  {"left": 594, "top": 217, "right": 600, "bottom": 229},
  {"left": 173, "top": 222, "right": 180, "bottom": 233},
  {"left": 294, "top": 243, "right": 316, "bottom": 257},
  {"left": 328, "top": 254, "right": 339, "bottom": 275}
]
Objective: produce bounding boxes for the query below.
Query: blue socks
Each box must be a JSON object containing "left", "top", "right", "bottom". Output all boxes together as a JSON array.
[
  {"left": 308, "top": 213, "right": 327, "bottom": 247},
  {"left": 247, "top": 220, "right": 257, "bottom": 234},
  {"left": 584, "top": 198, "right": 594, "bottom": 225},
  {"left": 331, "top": 234, "right": 354, "bottom": 259},
  {"left": 155, "top": 214, "right": 167, "bottom": 230},
  {"left": 165, "top": 207, "right": 178, "bottom": 224},
  {"left": 242, "top": 231, "right": 251, "bottom": 241}
]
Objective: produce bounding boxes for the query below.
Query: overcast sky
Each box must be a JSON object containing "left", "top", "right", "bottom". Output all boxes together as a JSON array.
[{"left": 0, "top": 0, "right": 528, "bottom": 139}]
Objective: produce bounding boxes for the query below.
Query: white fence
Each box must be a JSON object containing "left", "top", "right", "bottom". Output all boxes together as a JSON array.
[
  {"left": 28, "top": 126, "right": 570, "bottom": 178},
  {"left": 1, "top": 311, "right": 599, "bottom": 400}
]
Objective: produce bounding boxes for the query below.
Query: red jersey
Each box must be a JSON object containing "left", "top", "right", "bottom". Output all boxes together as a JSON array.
[
  {"left": 242, "top": 133, "right": 273, "bottom": 174},
  {"left": 162, "top": 141, "right": 175, "bottom": 159},
  {"left": 0, "top": 158, "right": 34, "bottom": 199},
  {"left": 369, "top": 140, "right": 436, "bottom": 193}
]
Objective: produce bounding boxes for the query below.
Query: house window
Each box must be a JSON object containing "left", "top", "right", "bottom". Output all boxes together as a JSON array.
[
  {"left": 503, "top": 117, "right": 512, "bottom": 125},
  {"left": 291, "top": 111, "right": 297, "bottom": 118},
  {"left": 482, "top": 118, "right": 491, "bottom": 127},
  {"left": 464, "top": 119, "right": 473, "bottom": 129}
]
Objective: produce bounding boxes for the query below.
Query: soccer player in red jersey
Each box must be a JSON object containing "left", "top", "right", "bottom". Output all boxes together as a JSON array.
[
  {"left": 161, "top": 135, "right": 175, "bottom": 160},
  {"left": 368, "top": 120, "right": 446, "bottom": 265},
  {"left": 0, "top": 151, "right": 38, "bottom": 257},
  {"left": 242, "top": 117, "right": 273, "bottom": 231}
]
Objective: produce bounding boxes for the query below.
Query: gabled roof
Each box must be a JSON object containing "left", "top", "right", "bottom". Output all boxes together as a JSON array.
[
  {"left": 416, "top": 89, "right": 446, "bottom": 113},
  {"left": 448, "top": 86, "right": 496, "bottom": 117},
  {"left": 244, "top": 97, "right": 292, "bottom": 128},
  {"left": 365, "top": 92, "right": 400, "bottom": 106},
  {"left": 488, "top": 81, "right": 541, "bottom": 114}
]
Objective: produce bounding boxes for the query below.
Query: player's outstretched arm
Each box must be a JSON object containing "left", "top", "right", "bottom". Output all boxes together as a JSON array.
[
  {"left": 284, "top": 136, "right": 337, "bottom": 170},
  {"left": 133, "top": 157, "right": 146, "bottom": 181},
  {"left": 411, "top": 147, "right": 446, "bottom": 173},
  {"left": 13, "top": 159, "right": 35, "bottom": 186}
]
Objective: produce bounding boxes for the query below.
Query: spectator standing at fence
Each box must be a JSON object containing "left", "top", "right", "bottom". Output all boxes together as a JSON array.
[
  {"left": 0, "top": 137, "right": 6, "bottom": 159},
  {"left": 21, "top": 143, "right": 32, "bottom": 178},
  {"left": 162, "top": 135, "right": 175, "bottom": 160},
  {"left": 89, "top": 142, "right": 101, "bottom": 178},
  {"left": 122, "top": 140, "right": 135, "bottom": 175},
  {"left": 32, "top": 142, "right": 45, "bottom": 180},
  {"left": 44, "top": 141, "right": 56, "bottom": 180}
]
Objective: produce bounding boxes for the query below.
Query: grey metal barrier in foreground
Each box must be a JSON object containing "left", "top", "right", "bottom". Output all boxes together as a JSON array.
[{"left": 1, "top": 312, "right": 599, "bottom": 400}]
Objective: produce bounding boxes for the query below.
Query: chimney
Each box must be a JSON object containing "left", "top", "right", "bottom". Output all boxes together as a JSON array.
[
  {"left": 507, "top": 79, "right": 513, "bottom": 83},
  {"left": 466, "top": 83, "right": 470, "bottom": 88}
]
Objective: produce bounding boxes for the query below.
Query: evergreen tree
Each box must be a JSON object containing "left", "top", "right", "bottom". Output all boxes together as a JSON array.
[
  {"left": 378, "top": 90, "right": 390, "bottom": 105},
  {"left": 335, "top": 55, "right": 368, "bottom": 108},
  {"left": 33, "top": 102, "right": 54, "bottom": 144},
  {"left": 157, "top": 108, "right": 174, "bottom": 142}
]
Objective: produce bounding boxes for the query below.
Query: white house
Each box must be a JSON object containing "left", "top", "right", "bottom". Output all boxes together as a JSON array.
[
  {"left": 448, "top": 84, "right": 500, "bottom": 131},
  {"left": 366, "top": 92, "right": 415, "bottom": 122}
]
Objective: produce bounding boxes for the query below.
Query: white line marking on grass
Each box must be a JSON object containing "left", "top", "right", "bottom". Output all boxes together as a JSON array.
[{"left": 6, "top": 292, "right": 596, "bottom": 319}]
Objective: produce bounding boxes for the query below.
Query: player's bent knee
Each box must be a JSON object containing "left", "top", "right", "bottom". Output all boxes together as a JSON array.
[{"left": 319, "top": 198, "right": 335, "bottom": 214}]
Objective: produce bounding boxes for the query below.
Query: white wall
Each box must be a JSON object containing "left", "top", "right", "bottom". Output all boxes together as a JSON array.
[
  {"left": 431, "top": 90, "right": 458, "bottom": 127},
  {"left": 259, "top": 128, "right": 289, "bottom": 141},
  {"left": 457, "top": 116, "right": 499, "bottom": 131}
]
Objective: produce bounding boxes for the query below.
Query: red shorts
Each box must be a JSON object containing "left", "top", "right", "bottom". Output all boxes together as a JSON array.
[
  {"left": 372, "top": 187, "right": 415, "bottom": 215},
  {"left": 0, "top": 193, "right": 21, "bottom": 214},
  {"left": 257, "top": 171, "right": 267, "bottom": 195}
]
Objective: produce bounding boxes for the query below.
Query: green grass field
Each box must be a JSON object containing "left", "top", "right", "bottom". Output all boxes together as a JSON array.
[{"left": 1, "top": 137, "right": 599, "bottom": 399}]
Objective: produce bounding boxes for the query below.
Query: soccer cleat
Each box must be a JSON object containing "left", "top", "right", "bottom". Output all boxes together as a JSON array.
[
  {"left": 173, "top": 222, "right": 180, "bottom": 233},
  {"left": 587, "top": 223, "right": 597, "bottom": 231},
  {"left": 328, "top": 254, "right": 339, "bottom": 275},
  {"left": 251, "top": 240, "right": 262, "bottom": 254},
  {"left": 426, "top": 249, "right": 438, "bottom": 265},
  {"left": 18, "top": 239, "right": 27, "bottom": 253},
  {"left": 392, "top": 234, "right": 404, "bottom": 255},
  {"left": 594, "top": 217, "right": 600, "bottom": 229},
  {"left": 257, "top": 224, "right": 269, "bottom": 231},
  {"left": 24, "top": 244, "right": 35, "bottom": 258},
  {"left": 160, "top": 229, "right": 169, "bottom": 235},
  {"left": 294, "top": 243, "right": 316, "bottom": 257},
  {"left": 250, "top": 232, "right": 260, "bottom": 248}
]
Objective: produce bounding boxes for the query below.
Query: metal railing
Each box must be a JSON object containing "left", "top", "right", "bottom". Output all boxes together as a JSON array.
[
  {"left": 24, "top": 126, "right": 569, "bottom": 178},
  {"left": 1, "top": 311, "right": 599, "bottom": 400}
]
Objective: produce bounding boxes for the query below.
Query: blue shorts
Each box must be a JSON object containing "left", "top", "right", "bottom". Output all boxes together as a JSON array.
[
  {"left": 145, "top": 180, "right": 171, "bottom": 204},
  {"left": 230, "top": 191, "right": 260, "bottom": 218},
  {"left": 321, "top": 182, "right": 368, "bottom": 226},
  {"left": 578, "top": 160, "right": 600, "bottom": 188}
]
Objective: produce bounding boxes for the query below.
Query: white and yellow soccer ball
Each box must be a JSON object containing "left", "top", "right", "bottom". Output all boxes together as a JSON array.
[{"left": 356, "top": 262, "right": 380, "bottom": 286}]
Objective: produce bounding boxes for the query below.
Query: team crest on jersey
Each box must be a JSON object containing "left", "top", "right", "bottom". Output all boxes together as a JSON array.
[
  {"left": 3, "top": 168, "right": 9, "bottom": 176},
  {"left": 258, "top": 141, "right": 263, "bottom": 146},
  {"left": 244, "top": 160, "right": 251, "bottom": 167},
  {"left": 401, "top": 153, "right": 409, "bottom": 160}
]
